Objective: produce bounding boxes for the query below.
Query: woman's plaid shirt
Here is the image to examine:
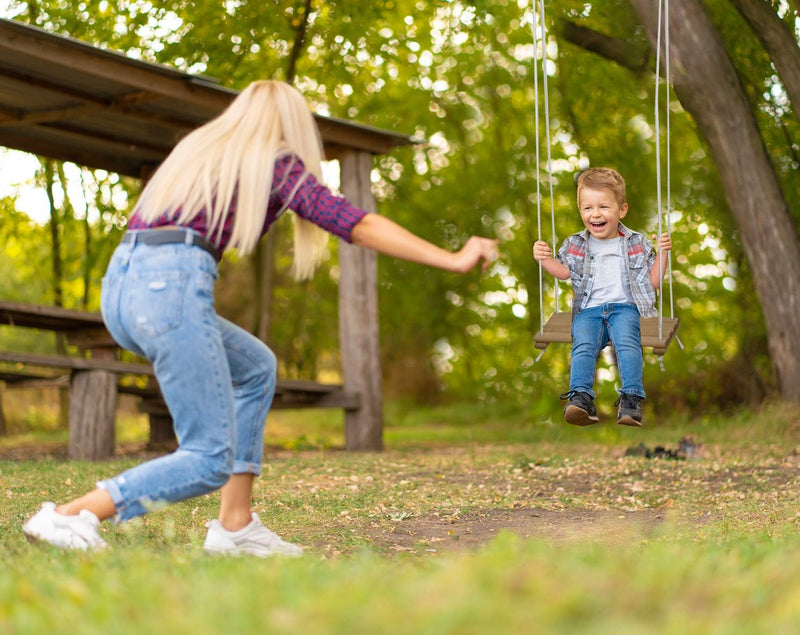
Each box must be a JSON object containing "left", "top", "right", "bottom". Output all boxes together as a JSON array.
[{"left": 555, "top": 222, "right": 658, "bottom": 318}]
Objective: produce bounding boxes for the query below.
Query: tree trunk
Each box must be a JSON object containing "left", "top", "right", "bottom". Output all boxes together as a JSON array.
[
  {"left": 253, "top": 228, "right": 277, "bottom": 341},
  {"left": 43, "top": 159, "right": 71, "bottom": 427},
  {"left": 252, "top": 0, "right": 313, "bottom": 342},
  {"left": 286, "top": 0, "right": 313, "bottom": 84},
  {"left": 629, "top": 0, "right": 800, "bottom": 402},
  {"left": 0, "top": 384, "right": 7, "bottom": 437},
  {"left": 78, "top": 168, "right": 93, "bottom": 309}
]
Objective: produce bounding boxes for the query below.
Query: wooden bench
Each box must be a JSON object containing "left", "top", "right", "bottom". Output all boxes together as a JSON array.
[{"left": 0, "top": 301, "right": 359, "bottom": 460}]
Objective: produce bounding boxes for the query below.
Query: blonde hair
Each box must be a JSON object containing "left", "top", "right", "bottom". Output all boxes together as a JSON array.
[
  {"left": 576, "top": 168, "right": 627, "bottom": 207},
  {"left": 134, "top": 80, "right": 329, "bottom": 279}
]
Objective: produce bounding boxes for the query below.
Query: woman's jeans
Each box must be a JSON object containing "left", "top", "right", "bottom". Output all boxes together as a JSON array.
[
  {"left": 98, "top": 237, "right": 277, "bottom": 521},
  {"left": 569, "top": 303, "right": 645, "bottom": 399}
]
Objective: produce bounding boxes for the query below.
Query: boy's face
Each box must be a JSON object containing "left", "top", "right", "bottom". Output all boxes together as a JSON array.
[{"left": 578, "top": 186, "right": 628, "bottom": 240}]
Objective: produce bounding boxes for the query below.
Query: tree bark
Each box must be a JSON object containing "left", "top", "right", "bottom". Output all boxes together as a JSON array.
[
  {"left": 729, "top": 0, "right": 800, "bottom": 120},
  {"left": 286, "top": 0, "right": 313, "bottom": 84},
  {"left": 558, "top": 20, "right": 650, "bottom": 74},
  {"left": 628, "top": 0, "right": 800, "bottom": 401},
  {"left": 253, "top": 228, "right": 277, "bottom": 341},
  {"left": 78, "top": 168, "right": 93, "bottom": 309},
  {"left": 252, "top": 0, "right": 313, "bottom": 342},
  {"left": 0, "top": 384, "right": 7, "bottom": 437},
  {"left": 43, "top": 159, "right": 71, "bottom": 427}
]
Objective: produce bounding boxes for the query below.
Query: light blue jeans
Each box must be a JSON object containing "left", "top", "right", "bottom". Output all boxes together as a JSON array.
[
  {"left": 569, "top": 303, "right": 645, "bottom": 399},
  {"left": 98, "top": 236, "right": 276, "bottom": 521}
]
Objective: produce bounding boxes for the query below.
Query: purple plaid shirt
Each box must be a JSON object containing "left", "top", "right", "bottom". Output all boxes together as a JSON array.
[{"left": 128, "top": 154, "right": 369, "bottom": 252}]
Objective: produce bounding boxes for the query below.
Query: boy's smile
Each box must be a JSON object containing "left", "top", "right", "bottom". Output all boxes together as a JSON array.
[{"left": 578, "top": 187, "right": 628, "bottom": 240}]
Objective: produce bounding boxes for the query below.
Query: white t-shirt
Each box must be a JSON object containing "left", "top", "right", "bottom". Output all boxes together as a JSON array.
[{"left": 586, "top": 235, "right": 634, "bottom": 307}]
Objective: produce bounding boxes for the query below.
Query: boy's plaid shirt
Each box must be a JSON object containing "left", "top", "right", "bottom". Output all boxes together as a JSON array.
[{"left": 555, "top": 222, "right": 658, "bottom": 318}]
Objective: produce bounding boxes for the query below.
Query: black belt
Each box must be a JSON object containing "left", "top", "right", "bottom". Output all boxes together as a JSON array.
[{"left": 122, "top": 229, "right": 221, "bottom": 261}]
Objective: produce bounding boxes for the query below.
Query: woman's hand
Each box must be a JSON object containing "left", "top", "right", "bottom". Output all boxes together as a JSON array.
[{"left": 449, "top": 236, "right": 500, "bottom": 273}]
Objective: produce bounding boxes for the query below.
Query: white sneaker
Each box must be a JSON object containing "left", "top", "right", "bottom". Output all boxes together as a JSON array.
[
  {"left": 23, "top": 502, "right": 108, "bottom": 551},
  {"left": 204, "top": 513, "right": 303, "bottom": 558}
]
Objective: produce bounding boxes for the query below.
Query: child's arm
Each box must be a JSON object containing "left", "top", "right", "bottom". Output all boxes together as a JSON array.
[
  {"left": 533, "top": 240, "right": 570, "bottom": 280},
  {"left": 649, "top": 232, "right": 672, "bottom": 288}
]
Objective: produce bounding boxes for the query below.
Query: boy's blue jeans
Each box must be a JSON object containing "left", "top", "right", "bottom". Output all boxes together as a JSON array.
[
  {"left": 569, "top": 303, "right": 645, "bottom": 399},
  {"left": 98, "top": 236, "right": 276, "bottom": 521}
]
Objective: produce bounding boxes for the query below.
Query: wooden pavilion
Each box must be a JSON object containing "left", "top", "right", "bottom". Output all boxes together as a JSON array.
[{"left": 0, "top": 18, "right": 412, "bottom": 453}]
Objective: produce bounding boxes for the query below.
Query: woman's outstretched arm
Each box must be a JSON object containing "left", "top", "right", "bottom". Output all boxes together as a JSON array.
[{"left": 350, "top": 213, "right": 498, "bottom": 273}]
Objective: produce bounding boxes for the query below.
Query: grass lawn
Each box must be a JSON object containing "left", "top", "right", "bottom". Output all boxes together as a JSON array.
[{"left": 2, "top": 400, "right": 800, "bottom": 633}]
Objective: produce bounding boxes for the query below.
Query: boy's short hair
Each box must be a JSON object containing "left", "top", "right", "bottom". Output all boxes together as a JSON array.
[{"left": 576, "top": 168, "right": 626, "bottom": 207}]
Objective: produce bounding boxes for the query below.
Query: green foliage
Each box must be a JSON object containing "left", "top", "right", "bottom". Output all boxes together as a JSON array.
[
  {"left": 1, "top": 0, "right": 796, "bottom": 411},
  {"left": 0, "top": 198, "right": 54, "bottom": 302}
]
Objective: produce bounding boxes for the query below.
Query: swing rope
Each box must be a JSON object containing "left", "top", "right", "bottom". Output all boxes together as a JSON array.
[
  {"left": 531, "top": 0, "right": 682, "bottom": 363},
  {"left": 531, "top": 0, "right": 558, "bottom": 329},
  {"left": 540, "top": 0, "right": 558, "bottom": 318},
  {"left": 655, "top": 0, "right": 665, "bottom": 342},
  {"left": 655, "top": 0, "right": 684, "bottom": 358},
  {"left": 531, "top": 0, "right": 544, "bottom": 339},
  {"left": 531, "top": 0, "right": 558, "bottom": 363}
]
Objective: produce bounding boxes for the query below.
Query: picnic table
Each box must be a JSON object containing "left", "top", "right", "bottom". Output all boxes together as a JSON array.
[{"left": 0, "top": 300, "right": 359, "bottom": 460}]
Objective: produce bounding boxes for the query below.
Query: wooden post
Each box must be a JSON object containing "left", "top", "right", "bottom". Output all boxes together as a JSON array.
[
  {"left": 338, "top": 150, "right": 383, "bottom": 451},
  {"left": 68, "top": 369, "right": 117, "bottom": 460},
  {"left": 143, "top": 377, "right": 176, "bottom": 451}
]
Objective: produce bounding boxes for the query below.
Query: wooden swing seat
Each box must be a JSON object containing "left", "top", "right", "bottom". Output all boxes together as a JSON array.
[{"left": 534, "top": 312, "right": 680, "bottom": 356}]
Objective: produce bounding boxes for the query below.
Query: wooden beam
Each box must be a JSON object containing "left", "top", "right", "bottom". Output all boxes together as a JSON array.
[
  {"left": 0, "top": 300, "right": 105, "bottom": 330},
  {"left": 0, "top": 65, "right": 203, "bottom": 129},
  {"left": 0, "top": 19, "right": 414, "bottom": 177},
  {"left": 338, "top": 150, "right": 383, "bottom": 451},
  {"left": 0, "top": 350, "right": 155, "bottom": 375},
  {"left": 316, "top": 116, "right": 414, "bottom": 156},
  {"left": 0, "top": 127, "right": 158, "bottom": 177},
  {"left": 0, "top": 19, "right": 234, "bottom": 113}
]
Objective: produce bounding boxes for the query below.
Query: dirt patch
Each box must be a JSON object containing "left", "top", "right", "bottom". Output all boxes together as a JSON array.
[{"left": 371, "top": 507, "right": 675, "bottom": 554}]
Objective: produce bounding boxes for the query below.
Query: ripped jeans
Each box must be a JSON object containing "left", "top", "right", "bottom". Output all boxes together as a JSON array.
[{"left": 98, "top": 234, "right": 276, "bottom": 521}]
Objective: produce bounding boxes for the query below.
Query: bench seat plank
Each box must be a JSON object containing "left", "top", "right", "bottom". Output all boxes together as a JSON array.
[{"left": 534, "top": 312, "right": 680, "bottom": 356}]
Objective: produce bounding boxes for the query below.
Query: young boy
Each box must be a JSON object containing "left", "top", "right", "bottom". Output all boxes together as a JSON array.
[{"left": 533, "top": 168, "right": 671, "bottom": 427}]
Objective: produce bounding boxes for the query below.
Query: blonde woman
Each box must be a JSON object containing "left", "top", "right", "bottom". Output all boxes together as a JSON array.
[{"left": 23, "top": 80, "right": 498, "bottom": 555}]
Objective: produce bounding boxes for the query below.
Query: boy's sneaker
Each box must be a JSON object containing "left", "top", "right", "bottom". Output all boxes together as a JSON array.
[
  {"left": 561, "top": 391, "right": 600, "bottom": 426},
  {"left": 616, "top": 394, "right": 643, "bottom": 427},
  {"left": 204, "top": 513, "right": 303, "bottom": 558},
  {"left": 23, "top": 502, "right": 108, "bottom": 551}
]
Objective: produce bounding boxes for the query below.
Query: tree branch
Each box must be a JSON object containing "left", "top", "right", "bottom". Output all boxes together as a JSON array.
[
  {"left": 729, "top": 0, "right": 800, "bottom": 122},
  {"left": 557, "top": 20, "right": 650, "bottom": 75},
  {"left": 286, "top": 0, "right": 313, "bottom": 84}
]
